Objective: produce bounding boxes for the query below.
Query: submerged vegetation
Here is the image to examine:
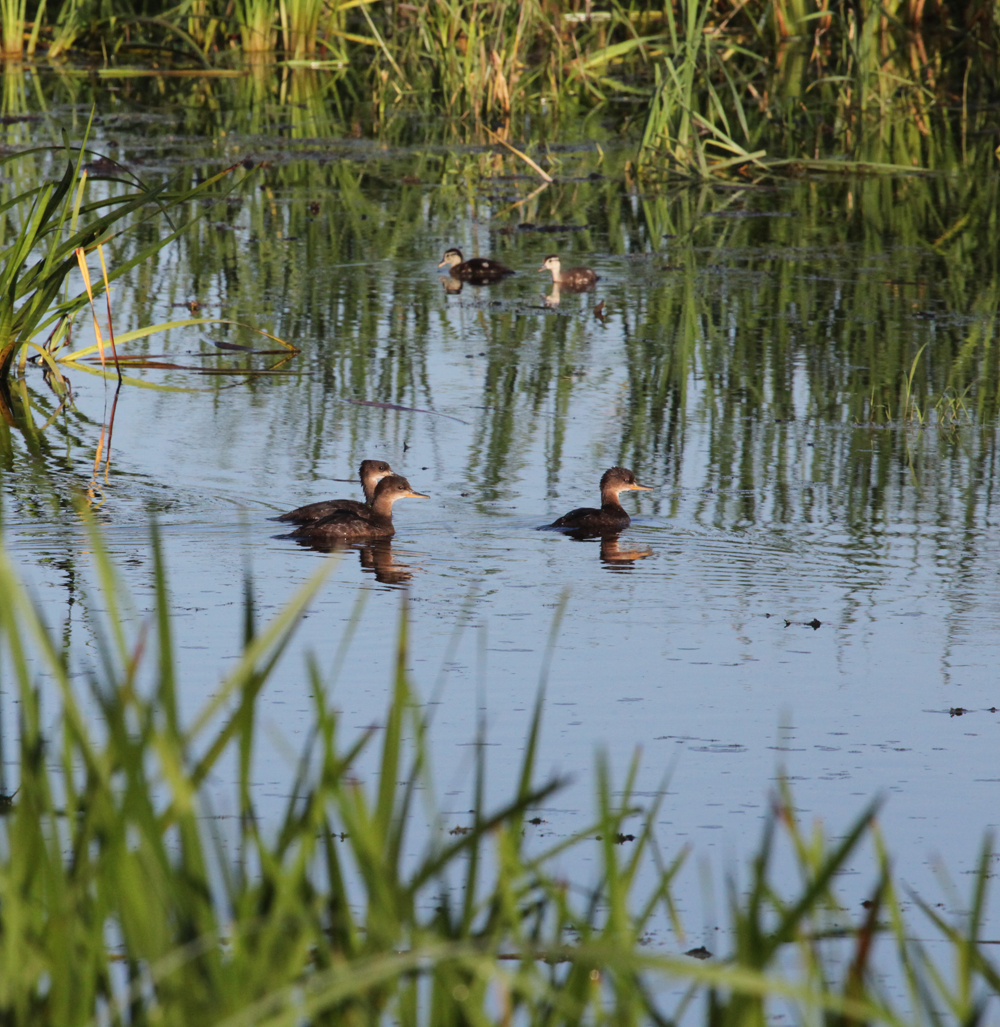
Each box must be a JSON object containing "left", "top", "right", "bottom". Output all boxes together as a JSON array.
[{"left": 0, "top": 521, "right": 998, "bottom": 1025}]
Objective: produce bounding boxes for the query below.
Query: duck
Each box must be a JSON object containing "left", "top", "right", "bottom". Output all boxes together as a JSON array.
[
  {"left": 538, "top": 254, "right": 599, "bottom": 291},
  {"left": 438, "top": 248, "right": 514, "bottom": 283},
  {"left": 273, "top": 459, "right": 393, "bottom": 524},
  {"left": 546, "top": 466, "right": 651, "bottom": 534},
  {"left": 288, "top": 475, "right": 428, "bottom": 540}
]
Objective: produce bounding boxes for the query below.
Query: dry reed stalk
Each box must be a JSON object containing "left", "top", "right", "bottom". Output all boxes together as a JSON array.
[
  {"left": 485, "top": 127, "right": 553, "bottom": 183},
  {"left": 74, "top": 244, "right": 121, "bottom": 383}
]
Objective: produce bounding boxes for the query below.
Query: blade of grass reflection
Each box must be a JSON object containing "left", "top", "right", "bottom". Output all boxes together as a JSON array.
[{"left": 344, "top": 398, "right": 468, "bottom": 425}]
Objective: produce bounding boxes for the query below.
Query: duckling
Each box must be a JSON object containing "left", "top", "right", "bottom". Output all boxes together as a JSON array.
[
  {"left": 438, "top": 248, "right": 514, "bottom": 283},
  {"left": 289, "top": 475, "right": 428, "bottom": 540},
  {"left": 273, "top": 459, "right": 393, "bottom": 524},
  {"left": 546, "top": 466, "right": 651, "bottom": 534},
  {"left": 538, "top": 254, "right": 599, "bottom": 292}
]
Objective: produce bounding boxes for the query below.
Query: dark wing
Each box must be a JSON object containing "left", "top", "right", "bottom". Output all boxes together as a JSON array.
[
  {"left": 550, "top": 506, "right": 599, "bottom": 528},
  {"left": 461, "top": 258, "right": 514, "bottom": 280},
  {"left": 291, "top": 508, "right": 373, "bottom": 536},
  {"left": 273, "top": 498, "right": 367, "bottom": 523}
]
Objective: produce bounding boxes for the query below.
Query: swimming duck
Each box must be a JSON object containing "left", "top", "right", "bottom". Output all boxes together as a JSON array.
[
  {"left": 546, "top": 466, "right": 651, "bottom": 534},
  {"left": 289, "top": 475, "right": 428, "bottom": 540},
  {"left": 539, "top": 254, "right": 599, "bottom": 291},
  {"left": 438, "top": 248, "right": 514, "bottom": 283},
  {"left": 273, "top": 459, "right": 392, "bottom": 524}
]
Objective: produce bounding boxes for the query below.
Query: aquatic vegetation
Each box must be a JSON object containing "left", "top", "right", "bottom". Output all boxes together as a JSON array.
[
  {"left": 3, "top": 0, "right": 997, "bottom": 172},
  {"left": 0, "top": 143, "right": 258, "bottom": 385},
  {"left": 0, "top": 517, "right": 999, "bottom": 1024}
]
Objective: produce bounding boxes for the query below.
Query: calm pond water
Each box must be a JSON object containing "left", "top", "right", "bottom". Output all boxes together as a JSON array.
[{"left": 2, "top": 72, "right": 999, "bottom": 946}]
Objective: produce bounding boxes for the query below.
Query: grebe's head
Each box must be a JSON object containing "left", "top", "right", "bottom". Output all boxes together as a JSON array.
[
  {"left": 600, "top": 466, "right": 652, "bottom": 493},
  {"left": 373, "top": 475, "right": 429, "bottom": 505}
]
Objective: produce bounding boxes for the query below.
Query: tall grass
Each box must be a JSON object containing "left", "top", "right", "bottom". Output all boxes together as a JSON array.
[
  {"left": 637, "top": 0, "right": 765, "bottom": 178},
  {"left": 1, "top": 514, "right": 999, "bottom": 1024},
  {"left": 14, "top": 0, "right": 1000, "bottom": 167},
  {"left": 0, "top": 142, "right": 256, "bottom": 384},
  {"left": 0, "top": 0, "right": 26, "bottom": 57}
]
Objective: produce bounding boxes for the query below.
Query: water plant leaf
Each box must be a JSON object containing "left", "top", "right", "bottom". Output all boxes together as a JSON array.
[{"left": 0, "top": 146, "right": 258, "bottom": 382}]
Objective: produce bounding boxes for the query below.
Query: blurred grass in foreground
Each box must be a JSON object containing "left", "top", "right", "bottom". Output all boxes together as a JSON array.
[{"left": 0, "top": 516, "right": 998, "bottom": 1025}]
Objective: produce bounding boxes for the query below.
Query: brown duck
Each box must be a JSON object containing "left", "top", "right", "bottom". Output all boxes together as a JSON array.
[
  {"left": 289, "top": 475, "right": 428, "bottom": 540},
  {"left": 546, "top": 467, "right": 651, "bottom": 534},
  {"left": 539, "top": 254, "right": 599, "bottom": 291},
  {"left": 273, "top": 459, "right": 393, "bottom": 524},
  {"left": 438, "top": 248, "right": 514, "bottom": 283}
]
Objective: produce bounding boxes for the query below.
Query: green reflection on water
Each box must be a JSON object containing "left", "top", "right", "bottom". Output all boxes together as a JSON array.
[{"left": 1, "top": 67, "right": 999, "bottom": 540}]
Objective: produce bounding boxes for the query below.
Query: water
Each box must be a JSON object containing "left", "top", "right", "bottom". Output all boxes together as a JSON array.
[{"left": 2, "top": 74, "right": 1000, "bottom": 951}]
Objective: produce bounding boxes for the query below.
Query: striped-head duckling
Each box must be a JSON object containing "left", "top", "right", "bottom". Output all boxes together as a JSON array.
[{"left": 438, "top": 248, "right": 514, "bottom": 283}]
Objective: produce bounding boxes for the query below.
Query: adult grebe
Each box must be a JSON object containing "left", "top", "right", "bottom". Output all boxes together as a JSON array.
[
  {"left": 547, "top": 467, "right": 651, "bottom": 533},
  {"left": 273, "top": 459, "right": 392, "bottom": 524},
  {"left": 289, "top": 475, "right": 428, "bottom": 540}
]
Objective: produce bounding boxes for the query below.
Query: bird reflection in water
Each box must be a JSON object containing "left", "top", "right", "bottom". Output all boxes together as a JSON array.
[
  {"left": 357, "top": 540, "right": 413, "bottom": 585},
  {"left": 598, "top": 534, "right": 653, "bottom": 568},
  {"left": 560, "top": 530, "right": 653, "bottom": 569},
  {"left": 289, "top": 536, "right": 414, "bottom": 585}
]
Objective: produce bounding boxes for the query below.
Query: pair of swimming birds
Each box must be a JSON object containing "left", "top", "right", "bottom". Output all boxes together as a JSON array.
[
  {"left": 439, "top": 249, "right": 599, "bottom": 291},
  {"left": 276, "top": 462, "right": 651, "bottom": 540}
]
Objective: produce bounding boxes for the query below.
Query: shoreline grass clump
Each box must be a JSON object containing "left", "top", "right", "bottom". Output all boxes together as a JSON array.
[
  {"left": 0, "top": 141, "right": 258, "bottom": 386},
  {"left": 1, "top": 518, "right": 1000, "bottom": 1024}
]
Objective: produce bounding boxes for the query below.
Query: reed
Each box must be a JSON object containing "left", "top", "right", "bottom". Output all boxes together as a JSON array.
[
  {"left": 0, "top": 513, "right": 998, "bottom": 1025},
  {"left": 637, "top": 0, "right": 764, "bottom": 178},
  {"left": 278, "top": 0, "right": 324, "bottom": 58},
  {"left": 0, "top": 0, "right": 26, "bottom": 57},
  {"left": 235, "top": 0, "right": 277, "bottom": 52},
  {"left": 10, "top": 0, "right": 1000, "bottom": 180},
  {"left": 0, "top": 143, "right": 256, "bottom": 385}
]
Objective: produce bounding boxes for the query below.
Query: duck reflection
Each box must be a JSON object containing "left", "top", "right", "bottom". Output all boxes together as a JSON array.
[
  {"left": 439, "top": 275, "right": 464, "bottom": 294},
  {"left": 559, "top": 530, "right": 653, "bottom": 569},
  {"left": 598, "top": 534, "right": 653, "bottom": 568},
  {"left": 289, "top": 535, "right": 414, "bottom": 584},
  {"left": 357, "top": 539, "right": 414, "bottom": 585}
]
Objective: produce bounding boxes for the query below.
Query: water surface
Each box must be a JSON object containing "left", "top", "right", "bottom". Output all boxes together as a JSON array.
[{"left": 2, "top": 75, "right": 999, "bottom": 945}]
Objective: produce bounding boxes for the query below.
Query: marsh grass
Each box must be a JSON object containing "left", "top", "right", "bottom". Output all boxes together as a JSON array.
[
  {"left": 0, "top": 142, "right": 257, "bottom": 384},
  {"left": 0, "top": 515, "right": 999, "bottom": 1024},
  {"left": 13, "top": 0, "right": 1000, "bottom": 176}
]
